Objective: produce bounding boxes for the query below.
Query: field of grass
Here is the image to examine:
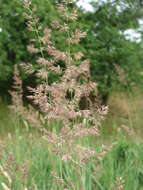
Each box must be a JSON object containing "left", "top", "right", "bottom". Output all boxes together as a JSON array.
[
  {"left": 0, "top": 100, "right": 15, "bottom": 136},
  {"left": 1, "top": 127, "right": 143, "bottom": 189},
  {"left": 0, "top": 90, "right": 143, "bottom": 190}
]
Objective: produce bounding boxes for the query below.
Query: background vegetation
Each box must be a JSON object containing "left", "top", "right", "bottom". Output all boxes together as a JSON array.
[{"left": 1, "top": 0, "right": 143, "bottom": 97}]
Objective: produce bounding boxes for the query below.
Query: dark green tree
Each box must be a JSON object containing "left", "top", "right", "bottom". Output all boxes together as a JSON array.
[
  {"left": 0, "top": 0, "right": 85, "bottom": 91},
  {"left": 1, "top": 0, "right": 143, "bottom": 103},
  {"left": 0, "top": 0, "right": 57, "bottom": 90},
  {"left": 80, "top": 0, "right": 143, "bottom": 102}
]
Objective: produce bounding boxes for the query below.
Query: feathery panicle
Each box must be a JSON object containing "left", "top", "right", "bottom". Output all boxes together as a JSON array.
[
  {"left": 0, "top": 164, "right": 12, "bottom": 190},
  {"left": 114, "top": 176, "right": 124, "bottom": 190},
  {"left": 9, "top": 2, "right": 109, "bottom": 187},
  {"left": 20, "top": 0, "right": 109, "bottom": 162},
  {"left": 9, "top": 65, "right": 23, "bottom": 115}
]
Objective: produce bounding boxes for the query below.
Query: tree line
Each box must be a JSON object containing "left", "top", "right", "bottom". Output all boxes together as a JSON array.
[{"left": 0, "top": 0, "right": 143, "bottom": 102}]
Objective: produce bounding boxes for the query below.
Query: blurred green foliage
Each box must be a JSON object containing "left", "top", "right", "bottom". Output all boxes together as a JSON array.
[
  {"left": 0, "top": 0, "right": 143, "bottom": 100},
  {"left": 0, "top": 0, "right": 58, "bottom": 92},
  {"left": 82, "top": 0, "right": 143, "bottom": 99}
]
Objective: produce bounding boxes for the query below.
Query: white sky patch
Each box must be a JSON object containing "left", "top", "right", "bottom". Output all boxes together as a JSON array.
[
  {"left": 77, "top": 0, "right": 94, "bottom": 12},
  {"left": 123, "top": 29, "right": 141, "bottom": 43},
  {"left": 0, "top": 28, "right": 2, "bottom": 32}
]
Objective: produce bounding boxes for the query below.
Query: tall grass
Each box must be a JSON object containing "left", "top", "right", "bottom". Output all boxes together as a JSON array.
[
  {"left": 1, "top": 129, "right": 143, "bottom": 190},
  {"left": 102, "top": 89, "right": 143, "bottom": 141},
  {"left": 0, "top": 100, "right": 15, "bottom": 136},
  {"left": 1, "top": 90, "right": 143, "bottom": 189}
]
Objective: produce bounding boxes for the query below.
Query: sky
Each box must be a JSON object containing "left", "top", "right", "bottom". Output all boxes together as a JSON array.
[{"left": 77, "top": 0, "right": 94, "bottom": 12}]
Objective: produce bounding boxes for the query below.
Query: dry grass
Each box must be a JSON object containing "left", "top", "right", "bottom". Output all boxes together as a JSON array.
[{"left": 101, "top": 89, "right": 143, "bottom": 141}]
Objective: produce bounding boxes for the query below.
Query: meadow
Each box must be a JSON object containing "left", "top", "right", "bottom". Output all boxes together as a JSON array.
[
  {"left": 1, "top": 0, "right": 143, "bottom": 189},
  {"left": 0, "top": 90, "right": 143, "bottom": 190}
]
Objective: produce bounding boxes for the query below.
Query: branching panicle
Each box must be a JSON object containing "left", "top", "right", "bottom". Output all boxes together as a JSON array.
[
  {"left": 22, "top": 0, "right": 108, "bottom": 129},
  {"left": 9, "top": 65, "right": 23, "bottom": 115},
  {"left": 10, "top": 0, "right": 109, "bottom": 172}
]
